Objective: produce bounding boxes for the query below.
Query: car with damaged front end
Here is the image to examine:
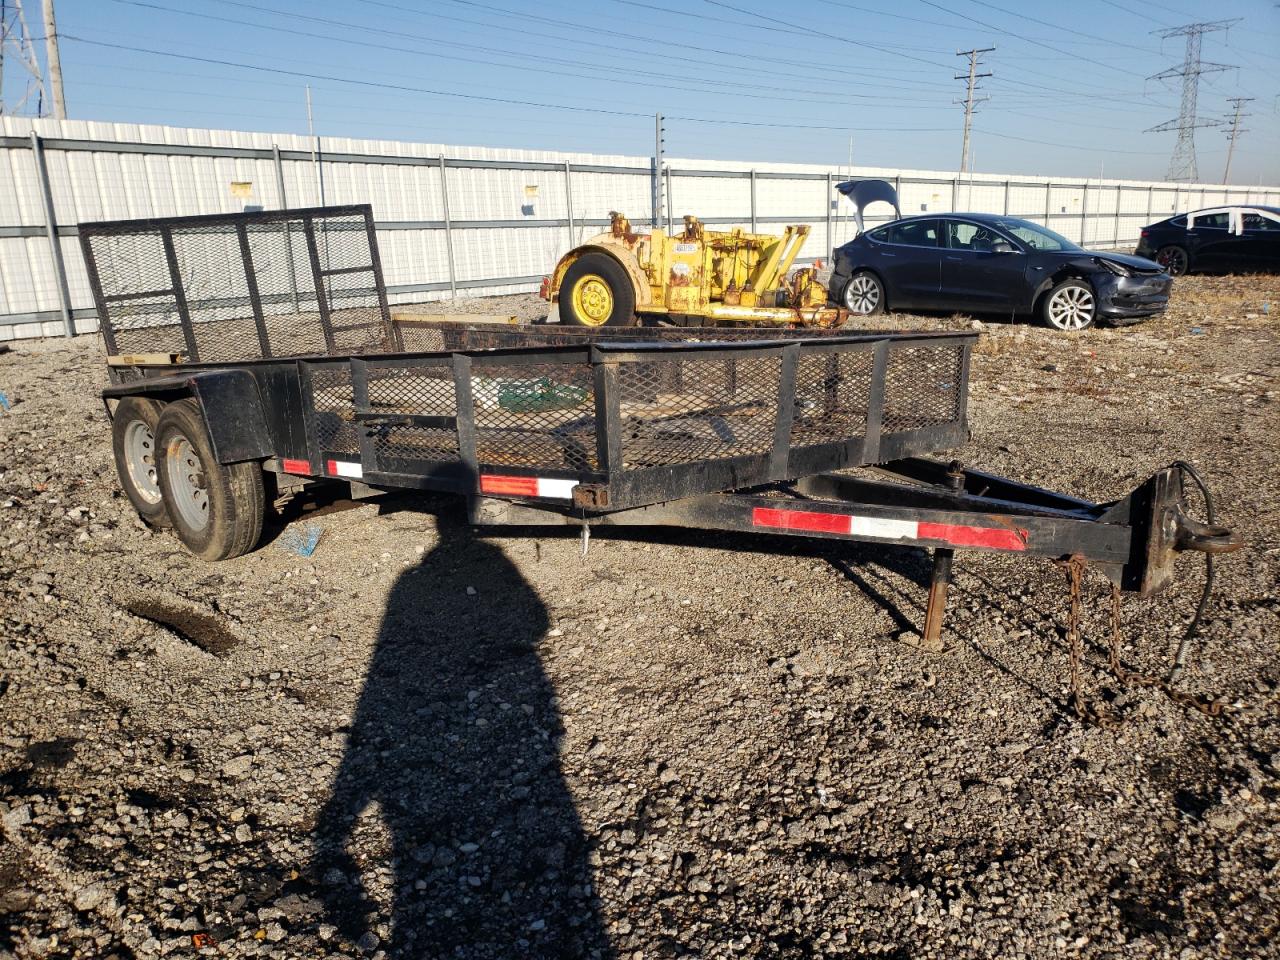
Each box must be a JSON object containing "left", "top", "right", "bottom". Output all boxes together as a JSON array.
[{"left": 829, "top": 181, "right": 1172, "bottom": 331}]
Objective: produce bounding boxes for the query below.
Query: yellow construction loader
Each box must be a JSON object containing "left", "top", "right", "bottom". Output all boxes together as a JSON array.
[{"left": 541, "top": 212, "right": 845, "bottom": 328}]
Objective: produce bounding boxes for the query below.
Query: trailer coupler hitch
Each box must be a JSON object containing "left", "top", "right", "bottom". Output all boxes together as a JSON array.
[{"left": 1168, "top": 508, "right": 1238, "bottom": 555}]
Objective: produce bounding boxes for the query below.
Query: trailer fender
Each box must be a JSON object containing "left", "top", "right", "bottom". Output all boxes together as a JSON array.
[
  {"left": 551, "top": 241, "right": 653, "bottom": 306},
  {"left": 103, "top": 369, "right": 274, "bottom": 465}
]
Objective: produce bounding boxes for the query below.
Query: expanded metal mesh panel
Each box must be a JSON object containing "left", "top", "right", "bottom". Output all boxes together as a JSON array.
[
  {"left": 470, "top": 360, "right": 597, "bottom": 471},
  {"left": 365, "top": 363, "right": 462, "bottom": 468},
  {"left": 882, "top": 343, "right": 965, "bottom": 434},
  {"left": 80, "top": 206, "right": 394, "bottom": 362},
  {"left": 792, "top": 348, "right": 875, "bottom": 447},
  {"left": 616, "top": 353, "right": 781, "bottom": 468},
  {"left": 310, "top": 366, "right": 359, "bottom": 455}
]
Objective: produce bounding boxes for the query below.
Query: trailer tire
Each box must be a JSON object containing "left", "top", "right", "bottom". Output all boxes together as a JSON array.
[
  {"left": 111, "top": 396, "right": 170, "bottom": 528},
  {"left": 155, "top": 398, "right": 265, "bottom": 561},
  {"left": 559, "top": 253, "right": 636, "bottom": 327}
]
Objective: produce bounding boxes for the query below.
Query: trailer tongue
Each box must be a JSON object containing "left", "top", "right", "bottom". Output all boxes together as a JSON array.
[{"left": 82, "top": 205, "right": 1241, "bottom": 723}]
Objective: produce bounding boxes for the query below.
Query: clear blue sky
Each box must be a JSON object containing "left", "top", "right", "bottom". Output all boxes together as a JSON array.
[{"left": 12, "top": 0, "right": 1280, "bottom": 183}]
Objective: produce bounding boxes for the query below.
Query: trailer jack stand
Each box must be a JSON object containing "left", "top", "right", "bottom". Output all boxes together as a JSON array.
[{"left": 922, "top": 547, "right": 954, "bottom": 652}]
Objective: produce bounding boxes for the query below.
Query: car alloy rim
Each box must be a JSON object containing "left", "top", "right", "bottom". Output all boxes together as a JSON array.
[
  {"left": 1157, "top": 248, "right": 1186, "bottom": 275},
  {"left": 124, "top": 419, "right": 162, "bottom": 504},
  {"left": 844, "top": 276, "right": 880, "bottom": 314},
  {"left": 1048, "top": 286, "right": 1095, "bottom": 330},
  {"left": 165, "top": 433, "right": 210, "bottom": 531}
]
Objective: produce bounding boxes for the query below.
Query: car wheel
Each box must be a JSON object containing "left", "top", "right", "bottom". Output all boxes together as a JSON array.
[
  {"left": 559, "top": 253, "right": 636, "bottom": 327},
  {"left": 1042, "top": 279, "right": 1096, "bottom": 331},
  {"left": 842, "top": 271, "right": 884, "bottom": 315},
  {"left": 1154, "top": 245, "right": 1189, "bottom": 276}
]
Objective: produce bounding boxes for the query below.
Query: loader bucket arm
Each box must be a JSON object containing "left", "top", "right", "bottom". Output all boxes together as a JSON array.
[{"left": 836, "top": 179, "right": 901, "bottom": 235}]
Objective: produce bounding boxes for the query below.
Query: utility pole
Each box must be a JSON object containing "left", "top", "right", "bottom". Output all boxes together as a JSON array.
[
  {"left": 1, "top": 0, "right": 48, "bottom": 115},
  {"left": 1221, "top": 97, "right": 1252, "bottom": 184},
  {"left": 1146, "top": 20, "right": 1238, "bottom": 182},
  {"left": 955, "top": 47, "right": 993, "bottom": 177},
  {"left": 653, "top": 112, "right": 665, "bottom": 232},
  {"left": 41, "top": 0, "right": 64, "bottom": 118}
]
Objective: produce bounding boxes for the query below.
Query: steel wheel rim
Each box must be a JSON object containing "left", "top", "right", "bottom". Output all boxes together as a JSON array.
[
  {"left": 124, "top": 419, "right": 161, "bottom": 505},
  {"left": 1048, "top": 286, "right": 1095, "bottom": 330},
  {"left": 844, "top": 275, "right": 880, "bottom": 314},
  {"left": 571, "top": 274, "right": 613, "bottom": 326},
  {"left": 164, "top": 433, "right": 210, "bottom": 531}
]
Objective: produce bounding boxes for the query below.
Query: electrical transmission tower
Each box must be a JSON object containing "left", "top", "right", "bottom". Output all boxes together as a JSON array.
[
  {"left": 1221, "top": 97, "right": 1252, "bottom": 184},
  {"left": 1146, "top": 20, "right": 1239, "bottom": 183},
  {"left": 955, "top": 47, "right": 993, "bottom": 176},
  {"left": 1, "top": 0, "right": 47, "bottom": 115}
]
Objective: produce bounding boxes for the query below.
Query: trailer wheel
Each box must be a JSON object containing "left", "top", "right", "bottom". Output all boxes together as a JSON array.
[
  {"left": 155, "top": 398, "right": 265, "bottom": 561},
  {"left": 111, "top": 396, "right": 169, "bottom": 527},
  {"left": 559, "top": 253, "right": 636, "bottom": 327},
  {"left": 842, "top": 271, "right": 885, "bottom": 315}
]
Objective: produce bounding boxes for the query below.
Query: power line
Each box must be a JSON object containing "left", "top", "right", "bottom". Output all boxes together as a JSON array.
[
  {"left": 57, "top": 34, "right": 953, "bottom": 136},
  {"left": 913, "top": 0, "right": 1148, "bottom": 77},
  {"left": 105, "top": 0, "right": 945, "bottom": 111},
  {"left": 956, "top": 47, "right": 993, "bottom": 175},
  {"left": 1146, "top": 20, "right": 1239, "bottom": 181}
]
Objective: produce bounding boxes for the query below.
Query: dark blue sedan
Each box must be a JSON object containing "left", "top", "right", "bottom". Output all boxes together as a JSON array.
[{"left": 829, "top": 214, "right": 1172, "bottom": 331}]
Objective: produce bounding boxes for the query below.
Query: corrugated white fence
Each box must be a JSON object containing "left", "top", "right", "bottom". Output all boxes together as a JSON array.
[{"left": 3, "top": 116, "right": 1278, "bottom": 341}]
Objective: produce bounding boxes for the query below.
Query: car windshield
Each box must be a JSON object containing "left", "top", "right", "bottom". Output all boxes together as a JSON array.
[{"left": 989, "top": 218, "right": 1080, "bottom": 252}]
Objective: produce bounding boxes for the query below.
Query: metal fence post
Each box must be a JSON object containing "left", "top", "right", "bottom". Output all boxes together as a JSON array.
[
  {"left": 272, "top": 144, "right": 288, "bottom": 209},
  {"left": 438, "top": 154, "right": 457, "bottom": 299},
  {"left": 950, "top": 177, "right": 958, "bottom": 211},
  {"left": 1044, "top": 181, "right": 1052, "bottom": 227},
  {"left": 1079, "top": 181, "right": 1089, "bottom": 246},
  {"left": 564, "top": 160, "right": 575, "bottom": 249},
  {"left": 1003, "top": 178, "right": 1011, "bottom": 215},
  {"left": 1113, "top": 185, "right": 1122, "bottom": 248},
  {"left": 749, "top": 168, "right": 757, "bottom": 233},
  {"left": 1146, "top": 184, "right": 1153, "bottom": 225},
  {"left": 29, "top": 132, "right": 75, "bottom": 337},
  {"left": 825, "top": 172, "right": 833, "bottom": 262},
  {"left": 273, "top": 144, "right": 301, "bottom": 311},
  {"left": 665, "top": 166, "right": 673, "bottom": 234}
]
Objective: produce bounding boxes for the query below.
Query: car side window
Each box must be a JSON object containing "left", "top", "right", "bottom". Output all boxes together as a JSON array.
[
  {"left": 887, "top": 220, "right": 939, "bottom": 247},
  {"left": 1243, "top": 213, "right": 1280, "bottom": 232},
  {"left": 946, "top": 221, "right": 998, "bottom": 252},
  {"left": 867, "top": 226, "right": 891, "bottom": 242},
  {"left": 1192, "top": 212, "right": 1229, "bottom": 229}
]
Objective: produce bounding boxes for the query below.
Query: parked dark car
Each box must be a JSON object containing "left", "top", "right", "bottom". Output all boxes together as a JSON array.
[
  {"left": 829, "top": 213, "right": 1171, "bottom": 331},
  {"left": 1135, "top": 205, "right": 1280, "bottom": 276}
]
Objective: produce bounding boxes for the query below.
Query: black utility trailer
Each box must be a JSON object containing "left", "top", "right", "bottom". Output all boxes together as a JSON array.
[{"left": 83, "top": 206, "right": 1236, "bottom": 657}]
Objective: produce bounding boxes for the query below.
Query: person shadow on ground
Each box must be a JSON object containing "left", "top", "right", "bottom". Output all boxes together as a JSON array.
[{"left": 312, "top": 497, "right": 612, "bottom": 959}]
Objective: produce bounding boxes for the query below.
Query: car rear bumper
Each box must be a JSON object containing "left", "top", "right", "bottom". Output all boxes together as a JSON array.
[{"left": 1095, "top": 272, "right": 1172, "bottom": 320}]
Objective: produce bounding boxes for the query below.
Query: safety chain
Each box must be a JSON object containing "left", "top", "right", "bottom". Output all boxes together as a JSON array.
[{"left": 1061, "top": 555, "right": 1229, "bottom": 727}]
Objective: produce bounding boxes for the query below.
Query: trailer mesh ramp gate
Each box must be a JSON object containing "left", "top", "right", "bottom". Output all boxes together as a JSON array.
[{"left": 79, "top": 205, "right": 397, "bottom": 362}]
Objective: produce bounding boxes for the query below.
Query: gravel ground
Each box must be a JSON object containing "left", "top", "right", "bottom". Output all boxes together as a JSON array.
[{"left": 1, "top": 275, "right": 1278, "bottom": 959}]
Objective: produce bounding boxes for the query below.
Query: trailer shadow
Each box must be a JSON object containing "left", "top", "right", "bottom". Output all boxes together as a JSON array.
[{"left": 311, "top": 495, "right": 613, "bottom": 958}]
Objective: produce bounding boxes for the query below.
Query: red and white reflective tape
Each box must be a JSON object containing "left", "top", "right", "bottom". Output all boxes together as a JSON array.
[
  {"left": 326, "top": 459, "right": 363, "bottom": 480},
  {"left": 479, "top": 474, "right": 577, "bottom": 499},
  {"left": 281, "top": 458, "right": 311, "bottom": 475},
  {"left": 752, "top": 507, "right": 1027, "bottom": 551}
]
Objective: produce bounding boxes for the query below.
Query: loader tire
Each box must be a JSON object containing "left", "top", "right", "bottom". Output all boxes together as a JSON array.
[
  {"left": 155, "top": 398, "right": 265, "bottom": 561},
  {"left": 559, "top": 253, "right": 636, "bottom": 327},
  {"left": 111, "top": 395, "right": 170, "bottom": 528}
]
